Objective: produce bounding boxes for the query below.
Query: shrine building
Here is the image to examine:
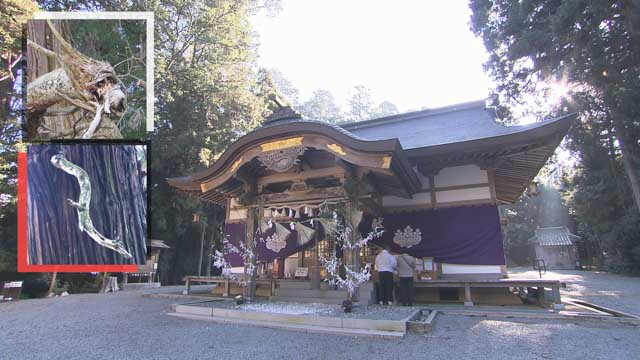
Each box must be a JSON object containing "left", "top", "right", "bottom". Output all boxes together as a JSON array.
[{"left": 168, "top": 100, "right": 574, "bottom": 304}]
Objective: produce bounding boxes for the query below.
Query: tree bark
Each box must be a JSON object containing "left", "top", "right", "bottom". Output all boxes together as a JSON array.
[
  {"left": 611, "top": 116, "right": 640, "bottom": 213},
  {"left": 26, "top": 20, "right": 122, "bottom": 140}
]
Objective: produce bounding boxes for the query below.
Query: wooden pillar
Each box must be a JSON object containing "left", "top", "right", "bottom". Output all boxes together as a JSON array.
[
  {"left": 345, "top": 200, "right": 361, "bottom": 301},
  {"left": 244, "top": 207, "right": 257, "bottom": 301},
  {"left": 464, "top": 283, "right": 474, "bottom": 306},
  {"left": 223, "top": 278, "right": 230, "bottom": 297},
  {"left": 48, "top": 272, "right": 57, "bottom": 295},
  {"left": 310, "top": 221, "right": 321, "bottom": 290}
]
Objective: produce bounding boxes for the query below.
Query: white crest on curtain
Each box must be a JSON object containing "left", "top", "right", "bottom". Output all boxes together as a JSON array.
[
  {"left": 392, "top": 226, "right": 422, "bottom": 248},
  {"left": 266, "top": 234, "right": 287, "bottom": 253}
]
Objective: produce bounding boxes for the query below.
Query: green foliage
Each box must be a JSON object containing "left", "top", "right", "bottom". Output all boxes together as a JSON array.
[
  {"left": 25, "top": 0, "right": 280, "bottom": 284},
  {"left": 372, "top": 100, "right": 399, "bottom": 118},
  {"left": 299, "top": 89, "right": 343, "bottom": 124},
  {"left": 346, "top": 85, "right": 375, "bottom": 122},
  {"left": 501, "top": 183, "right": 571, "bottom": 266},
  {"left": 470, "top": 0, "right": 640, "bottom": 273},
  {"left": 295, "top": 84, "right": 399, "bottom": 124},
  {"left": 69, "top": 19, "right": 148, "bottom": 138},
  {"left": 266, "top": 68, "right": 300, "bottom": 107},
  {"left": 0, "top": 0, "right": 36, "bottom": 273},
  {"left": 0, "top": 0, "right": 38, "bottom": 79},
  {"left": 145, "top": 0, "right": 280, "bottom": 283}
]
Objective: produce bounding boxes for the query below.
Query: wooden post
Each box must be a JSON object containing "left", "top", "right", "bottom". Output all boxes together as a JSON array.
[
  {"left": 244, "top": 207, "right": 257, "bottom": 301},
  {"left": 464, "top": 283, "right": 474, "bottom": 306},
  {"left": 551, "top": 285, "right": 561, "bottom": 304},
  {"left": 197, "top": 221, "right": 207, "bottom": 277},
  {"left": 310, "top": 220, "right": 321, "bottom": 290},
  {"left": 345, "top": 200, "right": 361, "bottom": 301},
  {"left": 48, "top": 272, "right": 57, "bottom": 295}
]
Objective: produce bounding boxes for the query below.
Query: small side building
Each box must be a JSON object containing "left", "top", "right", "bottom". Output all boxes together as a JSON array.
[
  {"left": 122, "top": 239, "right": 170, "bottom": 289},
  {"left": 530, "top": 227, "right": 580, "bottom": 270}
]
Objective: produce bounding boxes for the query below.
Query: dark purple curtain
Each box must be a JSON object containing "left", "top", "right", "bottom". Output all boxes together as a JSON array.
[
  {"left": 361, "top": 205, "right": 506, "bottom": 265},
  {"left": 223, "top": 221, "right": 319, "bottom": 265},
  {"left": 223, "top": 223, "right": 245, "bottom": 267}
]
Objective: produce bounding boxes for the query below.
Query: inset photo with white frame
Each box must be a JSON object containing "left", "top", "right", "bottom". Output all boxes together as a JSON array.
[{"left": 25, "top": 12, "right": 154, "bottom": 140}]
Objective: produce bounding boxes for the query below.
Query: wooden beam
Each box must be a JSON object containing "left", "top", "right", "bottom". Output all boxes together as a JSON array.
[
  {"left": 256, "top": 186, "right": 346, "bottom": 206},
  {"left": 429, "top": 175, "right": 437, "bottom": 207},
  {"left": 256, "top": 166, "right": 345, "bottom": 186},
  {"left": 487, "top": 168, "right": 497, "bottom": 203},
  {"left": 200, "top": 134, "right": 396, "bottom": 193}
]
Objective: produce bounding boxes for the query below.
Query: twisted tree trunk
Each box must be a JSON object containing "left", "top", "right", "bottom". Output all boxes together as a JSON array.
[{"left": 26, "top": 20, "right": 123, "bottom": 140}]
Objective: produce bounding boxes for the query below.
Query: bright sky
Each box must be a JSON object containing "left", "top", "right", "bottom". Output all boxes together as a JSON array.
[{"left": 251, "top": 0, "right": 492, "bottom": 112}]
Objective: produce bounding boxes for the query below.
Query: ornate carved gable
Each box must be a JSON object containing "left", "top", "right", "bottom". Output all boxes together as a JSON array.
[{"left": 257, "top": 146, "right": 305, "bottom": 173}]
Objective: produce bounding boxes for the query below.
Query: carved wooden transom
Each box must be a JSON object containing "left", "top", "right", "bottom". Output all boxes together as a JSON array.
[{"left": 257, "top": 146, "right": 305, "bottom": 172}]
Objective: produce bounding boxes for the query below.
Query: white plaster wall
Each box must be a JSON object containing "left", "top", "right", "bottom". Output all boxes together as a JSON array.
[
  {"left": 228, "top": 208, "right": 247, "bottom": 221},
  {"left": 413, "top": 166, "right": 432, "bottom": 190},
  {"left": 435, "top": 187, "right": 491, "bottom": 203},
  {"left": 434, "top": 165, "right": 488, "bottom": 188},
  {"left": 283, "top": 256, "right": 298, "bottom": 277},
  {"left": 441, "top": 264, "right": 502, "bottom": 274},
  {"left": 382, "top": 192, "right": 432, "bottom": 207},
  {"left": 228, "top": 198, "right": 247, "bottom": 221}
]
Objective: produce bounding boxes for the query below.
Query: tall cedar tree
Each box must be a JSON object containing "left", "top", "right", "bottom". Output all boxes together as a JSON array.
[
  {"left": 470, "top": 0, "right": 640, "bottom": 272},
  {"left": 32, "top": 0, "right": 281, "bottom": 283}
]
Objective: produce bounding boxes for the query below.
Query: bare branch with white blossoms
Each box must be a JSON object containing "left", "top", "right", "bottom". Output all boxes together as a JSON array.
[
  {"left": 211, "top": 234, "right": 258, "bottom": 286},
  {"left": 318, "top": 215, "right": 384, "bottom": 299},
  {"left": 319, "top": 254, "right": 372, "bottom": 298}
]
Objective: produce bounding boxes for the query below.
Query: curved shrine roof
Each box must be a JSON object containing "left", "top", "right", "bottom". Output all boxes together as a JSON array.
[{"left": 167, "top": 100, "right": 576, "bottom": 204}]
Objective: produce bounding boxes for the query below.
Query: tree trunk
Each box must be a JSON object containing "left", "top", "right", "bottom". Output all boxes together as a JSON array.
[
  {"left": 605, "top": 119, "right": 633, "bottom": 216},
  {"left": 26, "top": 20, "right": 122, "bottom": 140},
  {"left": 27, "top": 144, "right": 147, "bottom": 265},
  {"left": 611, "top": 116, "right": 640, "bottom": 213}
]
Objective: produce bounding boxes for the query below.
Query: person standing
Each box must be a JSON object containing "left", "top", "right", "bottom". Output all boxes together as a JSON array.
[
  {"left": 397, "top": 253, "right": 417, "bottom": 306},
  {"left": 375, "top": 247, "right": 397, "bottom": 305}
]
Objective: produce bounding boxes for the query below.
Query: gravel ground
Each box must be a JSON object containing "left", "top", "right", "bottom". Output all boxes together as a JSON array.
[
  {"left": 509, "top": 268, "right": 640, "bottom": 316},
  {"left": 1, "top": 285, "right": 639, "bottom": 360},
  {"left": 192, "top": 300, "right": 418, "bottom": 320}
]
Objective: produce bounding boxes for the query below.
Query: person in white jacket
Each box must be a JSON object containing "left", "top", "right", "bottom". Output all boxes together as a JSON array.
[{"left": 375, "top": 248, "right": 397, "bottom": 305}]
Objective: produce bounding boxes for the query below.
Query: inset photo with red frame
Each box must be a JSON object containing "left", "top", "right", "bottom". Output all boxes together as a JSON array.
[{"left": 18, "top": 143, "right": 147, "bottom": 271}]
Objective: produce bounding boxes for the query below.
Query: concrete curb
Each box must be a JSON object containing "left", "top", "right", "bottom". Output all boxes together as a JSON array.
[
  {"left": 429, "top": 307, "right": 640, "bottom": 326},
  {"left": 563, "top": 297, "right": 640, "bottom": 319},
  {"left": 168, "top": 312, "right": 406, "bottom": 339},
  {"left": 171, "top": 302, "right": 408, "bottom": 337},
  {"left": 407, "top": 309, "right": 438, "bottom": 334}
]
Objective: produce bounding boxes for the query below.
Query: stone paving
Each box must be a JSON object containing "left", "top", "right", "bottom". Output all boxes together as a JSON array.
[
  {"left": 1, "top": 270, "right": 639, "bottom": 359},
  {"left": 509, "top": 267, "right": 640, "bottom": 316}
]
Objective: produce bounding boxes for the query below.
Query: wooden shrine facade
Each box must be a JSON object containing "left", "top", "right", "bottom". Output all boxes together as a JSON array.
[{"left": 168, "top": 101, "right": 575, "bottom": 299}]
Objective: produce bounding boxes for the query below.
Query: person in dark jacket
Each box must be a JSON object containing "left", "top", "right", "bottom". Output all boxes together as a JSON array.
[{"left": 396, "top": 253, "right": 417, "bottom": 306}]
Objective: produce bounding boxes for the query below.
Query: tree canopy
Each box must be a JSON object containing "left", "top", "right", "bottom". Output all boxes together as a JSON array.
[{"left": 470, "top": 0, "right": 640, "bottom": 273}]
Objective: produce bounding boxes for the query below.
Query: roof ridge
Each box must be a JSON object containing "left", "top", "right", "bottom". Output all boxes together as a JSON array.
[{"left": 341, "top": 99, "right": 487, "bottom": 131}]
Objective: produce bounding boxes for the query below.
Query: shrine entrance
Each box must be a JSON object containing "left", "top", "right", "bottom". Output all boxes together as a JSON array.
[
  {"left": 170, "top": 100, "right": 574, "bottom": 306},
  {"left": 169, "top": 105, "right": 420, "bottom": 299}
]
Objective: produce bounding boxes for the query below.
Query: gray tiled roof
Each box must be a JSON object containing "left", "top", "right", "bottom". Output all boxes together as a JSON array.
[
  {"left": 530, "top": 227, "right": 580, "bottom": 246},
  {"left": 341, "top": 100, "right": 564, "bottom": 150}
]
